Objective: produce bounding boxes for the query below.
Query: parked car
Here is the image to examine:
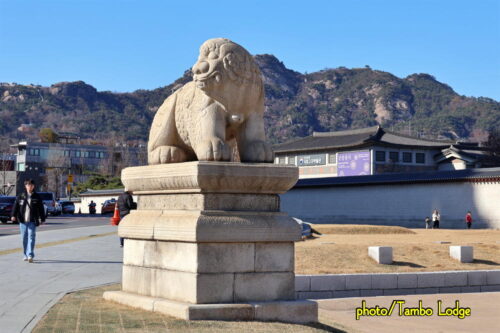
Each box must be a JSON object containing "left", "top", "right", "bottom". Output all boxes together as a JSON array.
[
  {"left": 59, "top": 201, "right": 75, "bottom": 214},
  {"left": 101, "top": 199, "right": 116, "bottom": 215},
  {"left": 0, "top": 196, "right": 17, "bottom": 223},
  {"left": 38, "top": 192, "right": 60, "bottom": 216}
]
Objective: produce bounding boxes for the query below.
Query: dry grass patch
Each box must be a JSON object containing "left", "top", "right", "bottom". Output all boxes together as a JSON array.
[
  {"left": 296, "top": 226, "right": 500, "bottom": 274},
  {"left": 33, "top": 284, "right": 343, "bottom": 333},
  {"left": 313, "top": 224, "right": 415, "bottom": 235}
]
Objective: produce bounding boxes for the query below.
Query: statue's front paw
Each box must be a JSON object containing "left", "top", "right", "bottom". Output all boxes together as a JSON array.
[
  {"left": 149, "top": 146, "right": 188, "bottom": 164},
  {"left": 197, "top": 138, "right": 231, "bottom": 161},
  {"left": 240, "top": 141, "right": 274, "bottom": 163}
]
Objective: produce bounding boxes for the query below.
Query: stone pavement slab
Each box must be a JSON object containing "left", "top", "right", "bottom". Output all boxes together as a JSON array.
[
  {"left": 318, "top": 291, "right": 500, "bottom": 333},
  {"left": 0, "top": 229, "right": 122, "bottom": 333},
  {"left": 0, "top": 224, "right": 117, "bottom": 252}
]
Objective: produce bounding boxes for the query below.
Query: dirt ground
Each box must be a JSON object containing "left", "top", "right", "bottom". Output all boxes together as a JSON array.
[{"left": 295, "top": 225, "right": 500, "bottom": 274}]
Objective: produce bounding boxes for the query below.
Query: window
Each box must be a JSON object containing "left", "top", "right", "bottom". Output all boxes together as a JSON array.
[
  {"left": 74, "top": 150, "right": 81, "bottom": 158},
  {"left": 17, "top": 162, "right": 25, "bottom": 171},
  {"left": 328, "top": 153, "right": 337, "bottom": 164},
  {"left": 389, "top": 152, "right": 399, "bottom": 163},
  {"left": 375, "top": 151, "right": 386, "bottom": 162},
  {"left": 278, "top": 156, "right": 286, "bottom": 164},
  {"left": 287, "top": 156, "right": 295, "bottom": 165},
  {"left": 28, "top": 148, "right": 40, "bottom": 156},
  {"left": 64, "top": 150, "right": 71, "bottom": 157},
  {"left": 83, "top": 151, "right": 89, "bottom": 158},
  {"left": 416, "top": 153, "right": 426, "bottom": 164},
  {"left": 98, "top": 152, "right": 105, "bottom": 159},
  {"left": 88, "top": 151, "right": 96, "bottom": 158},
  {"left": 402, "top": 152, "right": 412, "bottom": 163}
]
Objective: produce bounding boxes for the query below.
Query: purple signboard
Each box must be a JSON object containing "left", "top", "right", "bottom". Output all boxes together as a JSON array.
[{"left": 337, "top": 151, "right": 371, "bottom": 176}]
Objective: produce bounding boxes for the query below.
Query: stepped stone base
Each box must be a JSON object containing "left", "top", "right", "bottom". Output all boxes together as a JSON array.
[
  {"left": 106, "top": 162, "right": 318, "bottom": 323},
  {"left": 104, "top": 290, "right": 318, "bottom": 323}
]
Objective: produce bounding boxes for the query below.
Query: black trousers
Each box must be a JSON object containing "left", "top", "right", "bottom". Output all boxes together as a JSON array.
[{"left": 433, "top": 220, "right": 439, "bottom": 228}]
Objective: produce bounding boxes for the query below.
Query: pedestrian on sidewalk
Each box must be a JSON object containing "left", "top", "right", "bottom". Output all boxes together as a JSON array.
[
  {"left": 432, "top": 209, "right": 440, "bottom": 229},
  {"left": 11, "top": 179, "right": 46, "bottom": 263},
  {"left": 465, "top": 211, "right": 473, "bottom": 229},
  {"left": 117, "top": 190, "right": 136, "bottom": 247}
]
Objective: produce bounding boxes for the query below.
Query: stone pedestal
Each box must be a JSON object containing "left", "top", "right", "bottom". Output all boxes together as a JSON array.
[
  {"left": 368, "top": 246, "right": 393, "bottom": 264},
  {"left": 103, "top": 162, "right": 318, "bottom": 323},
  {"left": 449, "top": 246, "right": 474, "bottom": 263}
]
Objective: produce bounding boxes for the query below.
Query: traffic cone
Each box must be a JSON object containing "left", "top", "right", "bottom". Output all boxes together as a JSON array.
[{"left": 111, "top": 203, "right": 121, "bottom": 226}]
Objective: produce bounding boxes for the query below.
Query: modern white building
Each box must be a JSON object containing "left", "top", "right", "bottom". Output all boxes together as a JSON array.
[{"left": 11, "top": 140, "right": 146, "bottom": 197}]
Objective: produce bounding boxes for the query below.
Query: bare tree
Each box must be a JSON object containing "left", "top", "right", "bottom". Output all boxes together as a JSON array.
[
  {"left": 0, "top": 151, "right": 17, "bottom": 195},
  {"left": 45, "top": 149, "right": 70, "bottom": 198}
]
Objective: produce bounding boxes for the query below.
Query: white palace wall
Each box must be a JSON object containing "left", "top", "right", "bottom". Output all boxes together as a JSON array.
[{"left": 280, "top": 180, "right": 500, "bottom": 229}]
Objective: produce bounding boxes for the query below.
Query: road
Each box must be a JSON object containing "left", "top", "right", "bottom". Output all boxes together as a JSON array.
[{"left": 0, "top": 214, "right": 111, "bottom": 237}]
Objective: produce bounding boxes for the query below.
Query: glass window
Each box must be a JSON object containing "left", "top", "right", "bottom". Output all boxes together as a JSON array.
[
  {"left": 278, "top": 156, "right": 286, "bottom": 164},
  {"left": 83, "top": 151, "right": 89, "bottom": 158},
  {"left": 328, "top": 153, "right": 337, "bottom": 164},
  {"left": 17, "top": 162, "right": 25, "bottom": 171},
  {"left": 416, "top": 153, "right": 426, "bottom": 164},
  {"left": 389, "top": 152, "right": 399, "bottom": 163},
  {"left": 75, "top": 150, "right": 81, "bottom": 158},
  {"left": 375, "top": 151, "right": 386, "bottom": 162},
  {"left": 402, "top": 152, "right": 412, "bottom": 163},
  {"left": 64, "top": 150, "right": 71, "bottom": 157},
  {"left": 28, "top": 148, "right": 40, "bottom": 156},
  {"left": 88, "top": 151, "right": 96, "bottom": 158},
  {"left": 287, "top": 156, "right": 295, "bottom": 165}
]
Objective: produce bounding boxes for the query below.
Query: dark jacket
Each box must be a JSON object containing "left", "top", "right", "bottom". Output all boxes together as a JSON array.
[
  {"left": 117, "top": 192, "right": 136, "bottom": 218},
  {"left": 12, "top": 191, "right": 46, "bottom": 225}
]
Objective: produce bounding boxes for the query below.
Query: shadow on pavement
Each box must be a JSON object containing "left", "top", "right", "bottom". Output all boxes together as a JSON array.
[
  {"left": 391, "top": 261, "right": 425, "bottom": 268},
  {"left": 34, "top": 260, "right": 122, "bottom": 264}
]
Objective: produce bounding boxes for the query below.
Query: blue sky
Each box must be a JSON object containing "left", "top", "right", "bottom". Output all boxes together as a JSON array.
[{"left": 1, "top": 0, "right": 499, "bottom": 100}]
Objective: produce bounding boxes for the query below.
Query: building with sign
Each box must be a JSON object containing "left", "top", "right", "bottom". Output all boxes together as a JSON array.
[{"left": 274, "top": 126, "right": 499, "bottom": 179}]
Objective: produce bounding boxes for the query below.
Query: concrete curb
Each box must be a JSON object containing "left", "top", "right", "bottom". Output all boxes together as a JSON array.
[{"left": 296, "top": 270, "right": 500, "bottom": 299}]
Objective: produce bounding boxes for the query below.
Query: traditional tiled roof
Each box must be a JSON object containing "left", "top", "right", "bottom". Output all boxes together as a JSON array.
[
  {"left": 274, "top": 126, "right": 455, "bottom": 153},
  {"left": 434, "top": 146, "right": 500, "bottom": 165},
  {"left": 79, "top": 188, "right": 124, "bottom": 196},
  {"left": 294, "top": 167, "right": 500, "bottom": 188}
]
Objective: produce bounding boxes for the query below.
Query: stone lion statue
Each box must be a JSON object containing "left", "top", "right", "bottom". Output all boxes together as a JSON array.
[{"left": 148, "top": 38, "right": 274, "bottom": 164}]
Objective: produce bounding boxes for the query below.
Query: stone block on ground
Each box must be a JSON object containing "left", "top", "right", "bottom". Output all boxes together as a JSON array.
[
  {"left": 253, "top": 300, "right": 318, "bottom": 323},
  {"left": 368, "top": 246, "right": 393, "bottom": 264},
  {"left": 295, "top": 275, "right": 311, "bottom": 291},
  {"left": 372, "top": 273, "right": 398, "bottom": 289},
  {"left": 449, "top": 246, "right": 473, "bottom": 263}
]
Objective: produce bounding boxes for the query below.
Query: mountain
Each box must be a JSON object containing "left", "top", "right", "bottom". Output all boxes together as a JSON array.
[{"left": 1, "top": 55, "right": 499, "bottom": 147}]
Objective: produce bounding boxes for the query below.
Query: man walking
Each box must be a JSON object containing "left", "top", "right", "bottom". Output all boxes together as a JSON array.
[
  {"left": 11, "top": 179, "right": 46, "bottom": 262},
  {"left": 117, "top": 190, "right": 136, "bottom": 247}
]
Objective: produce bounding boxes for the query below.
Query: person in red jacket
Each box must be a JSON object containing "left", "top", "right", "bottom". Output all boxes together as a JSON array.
[{"left": 465, "top": 211, "right": 473, "bottom": 229}]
